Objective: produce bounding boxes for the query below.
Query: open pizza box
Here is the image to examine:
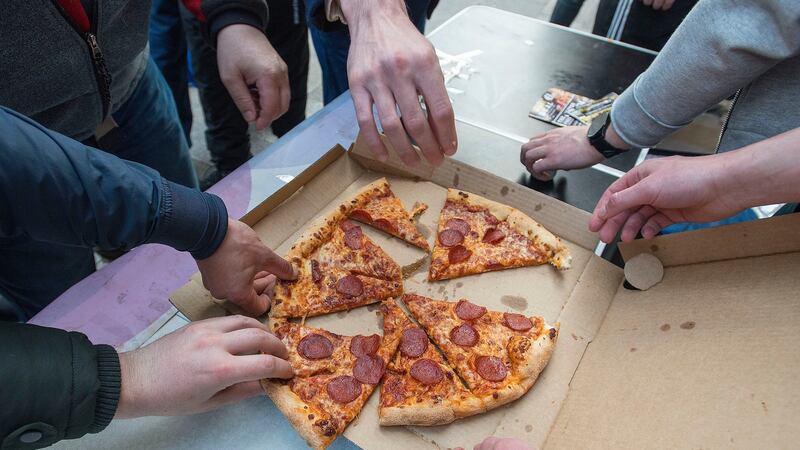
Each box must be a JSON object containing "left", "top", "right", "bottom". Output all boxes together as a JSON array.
[{"left": 171, "top": 135, "right": 800, "bottom": 449}]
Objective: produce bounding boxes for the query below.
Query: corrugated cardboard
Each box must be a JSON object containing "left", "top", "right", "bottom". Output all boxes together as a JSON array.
[{"left": 171, "top": 136, "right": 800, "bottom": 449}]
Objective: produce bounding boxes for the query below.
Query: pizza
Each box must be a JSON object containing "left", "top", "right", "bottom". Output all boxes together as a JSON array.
[
  {"left": 272, "top": 214, "right": 403, "bottom": 318},
  {"left": 262, "top": 304, "right": 403, "bottom": 450},
  {"left": 428, "top": 189, "right": 572, "bottom": 281},
  {"left": 379, "top": 300, "right": 484, "bottom": 426},
  {"left": 346, "top": 178, "right": 429, "bottom": 250},
  {"left": 403, "top": 293, "right": 558, "bottom": 409}
]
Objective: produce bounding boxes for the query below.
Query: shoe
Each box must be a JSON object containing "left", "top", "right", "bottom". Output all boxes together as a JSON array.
[{"left": 200, "top": 167, "right": 234, "bottom": 191}]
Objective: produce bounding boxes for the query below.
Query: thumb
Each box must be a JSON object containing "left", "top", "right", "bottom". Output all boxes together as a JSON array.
[
  {"left": 262, "top": 249, "right": 297, "bottom": 280},
  {"left": 222, "top": 71, "right": 257, "bottom": 124}
]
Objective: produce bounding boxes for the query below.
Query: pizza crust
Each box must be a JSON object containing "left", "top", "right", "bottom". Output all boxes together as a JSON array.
[
  {"left": 261, "top": 380, "right": 333, "bottom": 450},
  {"left": 447, "top": 189, "right": 572, "bottom": 270},
  {"left": 380, "top": 402, "right": 458, "bottom": 426}
]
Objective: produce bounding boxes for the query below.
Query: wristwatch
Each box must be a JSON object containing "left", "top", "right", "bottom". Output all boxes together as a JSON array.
[{"left": 587, "top": 112, "right": 626, "bottom": 159}]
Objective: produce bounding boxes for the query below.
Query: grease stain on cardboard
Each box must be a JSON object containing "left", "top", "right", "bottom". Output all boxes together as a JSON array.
[
  {"left": 660, "top": 324, "right": 671, "bottom": 331},
  {"left": 501, "top": 295, "right": 528, "bottom": 311},
  {"left": 680, "top": 321, "right": 696, "bottom": 330}
]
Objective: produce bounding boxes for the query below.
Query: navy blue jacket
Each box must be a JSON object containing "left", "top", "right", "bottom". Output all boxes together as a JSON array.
[{"left": 0, "top": 106, "right": 227, "bottom": 449}]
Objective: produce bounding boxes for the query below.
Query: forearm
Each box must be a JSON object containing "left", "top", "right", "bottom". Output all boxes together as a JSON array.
[
  {"left": 715, "top": 127, "right": 800, "bottom": 210},
  {"left": 0, "top": 107, "right": 227, "bottom": 259},
  {"left": 612, "top": 0, "right": 800, "bottom": 148},
  {"left": 0, "top": 323, "right": 120, "bottom": 445}
]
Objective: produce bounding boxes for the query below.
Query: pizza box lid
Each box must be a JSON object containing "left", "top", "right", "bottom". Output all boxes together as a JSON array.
[{"left": 171, "top": 135, "right": 800, "bottom": 449}]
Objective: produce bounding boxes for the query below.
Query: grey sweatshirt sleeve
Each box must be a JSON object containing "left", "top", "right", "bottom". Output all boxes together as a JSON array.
[{"left": 611, "top": 0, "right": 800, "bottom": 148}]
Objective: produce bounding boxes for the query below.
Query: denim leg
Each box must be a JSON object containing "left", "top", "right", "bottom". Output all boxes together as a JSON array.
[
  {"left": 306, "top": 0, "right": 431, "bottom": 105},
  {"left": 268, "top": 0, "right": 310, "bottom": 137},
  {"left": 550, "top": 0, "right": 586, "bottom": 26},
  {"left": 149, "top": 0, "right": 193, "bottom": 146},
  {"left": 180, "top": 6, "right": 252, "bottom": 173},
  {"left": 107, "top": 57, "right": 199, "bottom": 188}
]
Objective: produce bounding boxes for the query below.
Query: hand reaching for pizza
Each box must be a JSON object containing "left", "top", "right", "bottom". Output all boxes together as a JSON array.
[
  {"left": 115, "top": 315, "right": 294, "bottom": 417},
  {"left": 196, "top": 219, "right": 297, "bottom": 316},
  {"left": 455, "top": 436, "right": 533, "bottom": 450}
]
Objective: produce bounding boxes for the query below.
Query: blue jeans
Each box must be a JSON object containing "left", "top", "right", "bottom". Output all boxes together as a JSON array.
[
  {"left": 306, "top": 0, "right": 431, "bottom": 104},
  {"left": 0, "top": 57, "right": 197, "bottom": 320},
  {"left": 149, "top": 0, "right": 193, "bottom": 146}
]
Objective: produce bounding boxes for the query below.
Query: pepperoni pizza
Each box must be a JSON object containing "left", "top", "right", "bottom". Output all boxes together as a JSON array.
[
  {"left": 347, "top": 178, "right": 429, "bottom": 250},
  {"left": 262, "top": 304, "right": 403, "bottom": 450},
  {"left": 428, "top": 189, "right": 572, "bottom": 281},
  {"left": 379, "top": 300, "right": 484, "bottom": 426},
  {"left": 273, "top": 215, "right": 403, "bottom": 318},
  {"left": 403, "top": 293, "right": 559, "bottom": 410}
]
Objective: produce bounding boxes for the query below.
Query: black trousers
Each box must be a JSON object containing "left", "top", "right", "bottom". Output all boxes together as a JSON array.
[
  {"left": 592, "top": 0, "right": 698, "bottom": 52},
  {"left": 180, "top": 0, "right": 310, "bottom": 172}
]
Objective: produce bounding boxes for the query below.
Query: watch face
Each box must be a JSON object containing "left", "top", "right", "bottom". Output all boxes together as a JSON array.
[{"left": 588, "top": 112, "right": 608, "bottom": 137}]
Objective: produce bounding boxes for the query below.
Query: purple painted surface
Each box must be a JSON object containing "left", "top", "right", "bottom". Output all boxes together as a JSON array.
[{"left": 30, "top": 94, "right": 359, "bottom": 346}]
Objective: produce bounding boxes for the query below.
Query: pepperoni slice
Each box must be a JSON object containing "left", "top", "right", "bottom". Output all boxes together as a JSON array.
[
  {"left": 438, "top": 229, "right": 464, "bottom": 247},
  {"left": 353, "top": 354, "right": 385, "bottom": 385},
  {"left": 344, "top": 226, "right": 363, "bottom": 250},
  {"left": 339, "top": 219, "right": 358, "bottom": 231},
  {"left": 326, "top": 375, "right": 362, "bottom": 404},
  {"left": 350, "top": 209, "right": 373, "bottom": 223},
  {"left": 450, "top": 323, "right": 479, "bottom": 347},
  {"left": 445, "top": 218, "right": 471, "bottom": 235},
  {"left": 335, "top": 275, "right": 363, "bottom": 297},
  {"left": 400, "top": 328, "right": 428, "bottom": 358},
  {"left": 350, "top": 334, "right": 381, "bottom": 357},
  {"left": 503, "top": 312, "right": 533, "bottom": 331},
  {"left": 482, "top": 228, "right": 506, "bottom": 244},
  {"left": 310, "top": 260, "right": 322, "bottom": 283},
  {"left": 475, "top": 356, "right": 507, "bottom": 382},
  {"left": 455, "top": 300, "right": 487, "bottom": 320},
  {"left": 373, "top": 218, "right": 397, "bottom": 234},
  {"left": 298, "top": 333, "right": 334, "bottom": 360},
  {"left": 409, "top": 359, "right": 444, "bottom": 386},
  {"left": 448, "top": 245, "right": 472, "bottom": 264}
]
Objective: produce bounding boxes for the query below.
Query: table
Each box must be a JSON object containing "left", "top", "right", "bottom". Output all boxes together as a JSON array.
[{"left": 42, "top": 7, "right": 657, "bottom": 450}]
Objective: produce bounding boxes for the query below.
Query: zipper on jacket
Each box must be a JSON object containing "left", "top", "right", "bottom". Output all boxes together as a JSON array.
[
  {"left": 53, "top": 1, "right": 113, "bottom": 119},
  {"left": 715, "top": 88, "right": 741, "bottom": 153}
]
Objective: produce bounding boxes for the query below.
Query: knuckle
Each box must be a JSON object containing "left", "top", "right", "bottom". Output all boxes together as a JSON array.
[
  {"left": 430, "top": 103, "right": 455, "bottom": 123},
  {"left": 403, "top": 113, "right": 427, "bottom": 135},
  {"left": 384, "top": 51, "right": 410, "bottom": 73},
  {"left": 381, "top": 115, "right": 403, "bottom": 133},
  {"left": 261, "top": 354, "right": 276, "bottom": 372}
]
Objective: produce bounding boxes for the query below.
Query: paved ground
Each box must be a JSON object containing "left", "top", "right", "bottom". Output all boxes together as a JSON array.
[{"left": 188, "top": 0, "right": 601, "bottom": 180}]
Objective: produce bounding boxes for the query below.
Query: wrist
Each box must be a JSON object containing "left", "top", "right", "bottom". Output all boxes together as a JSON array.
[
  {"left": 116, "top": 351, "right": 144, "bottom": 419},
  {"left": 338, "top": 0, "right": 407, "bottom": 34},
  {"left": 605, "top": 122, "right": 630, "bottom": 150}
]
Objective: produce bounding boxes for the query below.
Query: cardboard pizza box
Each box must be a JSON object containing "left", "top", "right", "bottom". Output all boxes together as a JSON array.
[{"left": 171, "top": 136, "right": 800, "bottom": 449}]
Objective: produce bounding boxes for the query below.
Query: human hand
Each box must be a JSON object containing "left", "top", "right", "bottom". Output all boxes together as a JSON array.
[
  {"left": 115, "top": 315, "right": 293, "bottom": 418},
  {"left": 589, "top": 155, "right": 742, "bottom": 243},
  {"left": 520, "top": 126, "right": 604, "bottom": 181},
  {"left": 454, "top": 436, "right": 533, "bottom": 450},
  {"left": 216, "top": 24, "right": 290, "bottom": 130},
  {"left": 341, "top": 0, "right": 457, "bottom": 166},
  {"left": 641, "top": 0, "right": 675, "bottom": 11},
  {"left": 196, "top": 219, "right": 297, "bottom": 315}
]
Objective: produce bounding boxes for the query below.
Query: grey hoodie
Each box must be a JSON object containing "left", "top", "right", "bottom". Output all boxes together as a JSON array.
[
  {"left": 611, "top": 0, "right": 800, "bottom": 152},
  {"left": 0, "top": 0, "right": 268, "bottom": 142}
]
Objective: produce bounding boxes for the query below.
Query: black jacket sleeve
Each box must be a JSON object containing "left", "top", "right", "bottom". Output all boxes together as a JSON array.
[
  {"left": 0, "top": 107, "right": 227, "bottom": 259},
  {"left": 181, "top": 0, "right": 269, "bottom": 45},
  {"left": 0, "top": 323, "right": 120, "bottom": 449}
]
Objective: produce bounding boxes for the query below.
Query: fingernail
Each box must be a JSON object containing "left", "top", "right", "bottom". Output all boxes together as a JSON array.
[
  {"left": 244, "top": 111, "right": 255, "bottom": 122},
  {"left": 598, "top": 206, "right": 607, "bottom": 219}
]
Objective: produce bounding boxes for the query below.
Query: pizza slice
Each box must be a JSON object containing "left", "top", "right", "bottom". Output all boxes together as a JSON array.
[
  {"left": 262, "top": 308, "right": 402, "bottom": 450},
  {"left": 403, "top": 293, "right": 558, "bottom": 410},
  {"left": 273, "top": 214, "right": 403, "bottom": 318},
  {"left": 379, "top": 299, "right": 484, "bottom": 426},
  {"left": 347, "top": 178, "right": 430, "bottom": 250},
  {"left": 428, "top": 188, "right": 572, "bottom": 281}
]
